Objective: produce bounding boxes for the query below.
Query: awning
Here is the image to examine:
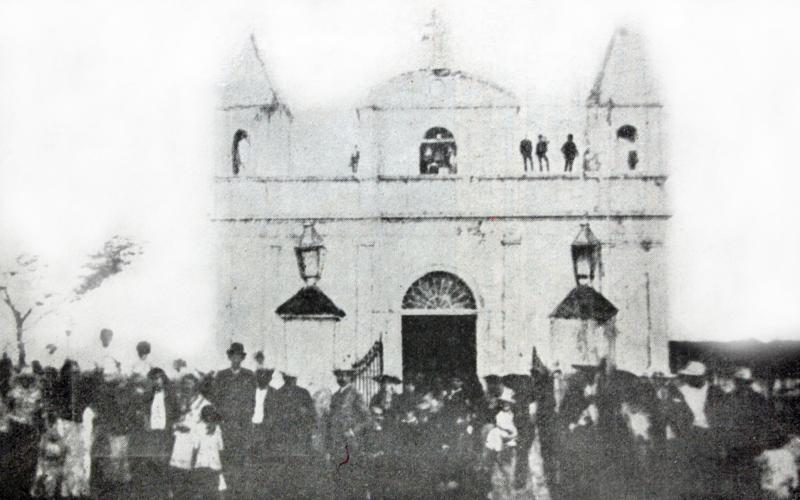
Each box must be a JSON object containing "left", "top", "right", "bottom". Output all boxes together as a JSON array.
[
  {"left": 550, "top": 285, "right": 618, "bottom": 324},
  {"left": 275, "top": 285, "right": 346, "bottom": 319}
]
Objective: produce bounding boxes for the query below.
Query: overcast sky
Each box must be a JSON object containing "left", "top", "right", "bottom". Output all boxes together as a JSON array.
[{"left": 1, "top": 0, "right": 800, "bottom": 366}]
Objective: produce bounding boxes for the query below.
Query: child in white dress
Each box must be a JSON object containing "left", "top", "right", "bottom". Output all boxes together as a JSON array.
[
  {"left": 485, "top": 388, "right": 518, "bottom": 454},
  {"left": 169, "top": 374, "right": 210, "bottom": 498},
  {"left": 191, "top": 405, "right": 224, "bottom": 499},
  {"left": 483, "top": 387, "right": 519, "bottom": 499}
]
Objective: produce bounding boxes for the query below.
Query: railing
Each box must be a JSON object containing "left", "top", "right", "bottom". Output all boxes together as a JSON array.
[{"left": 352, "top": 340, "right": 383, "bottom": 404}]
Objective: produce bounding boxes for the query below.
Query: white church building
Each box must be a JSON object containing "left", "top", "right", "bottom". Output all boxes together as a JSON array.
[{"left": 212, "top": 16, "right": 669, "bottom": 395}]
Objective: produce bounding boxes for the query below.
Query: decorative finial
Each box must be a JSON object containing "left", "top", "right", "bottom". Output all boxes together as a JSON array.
[{"left": 421, "top": 9, "right": 450, "bottom": 70}]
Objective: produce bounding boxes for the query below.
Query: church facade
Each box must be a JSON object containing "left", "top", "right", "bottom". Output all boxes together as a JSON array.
[{"left": 212, "top": 22, "right": 669, "bottom": 393}]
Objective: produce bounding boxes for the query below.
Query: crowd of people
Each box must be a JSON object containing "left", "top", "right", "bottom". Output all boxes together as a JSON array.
[{"left": 0, "top": 328, "right": 799, "bottom": 499}]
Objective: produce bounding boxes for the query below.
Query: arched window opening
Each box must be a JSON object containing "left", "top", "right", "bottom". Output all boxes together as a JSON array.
[
  {"left": 616, "top": 125, "right": 637, "bottom": 142},
  {"left": 232, "top": 129, "right": 249, "bottom": 175},
  {"left": 420, "top": 127, "right": 457, "bottom": 175},
  {"left": 402, "top": 271, "right": 476, "bottom": 310}
]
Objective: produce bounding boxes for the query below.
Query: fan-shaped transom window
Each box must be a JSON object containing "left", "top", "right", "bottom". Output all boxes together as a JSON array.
[{"left": 402, "top": 271, "right": 476, "bottom": 310}]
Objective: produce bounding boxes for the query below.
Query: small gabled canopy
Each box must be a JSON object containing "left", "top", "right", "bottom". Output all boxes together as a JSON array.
[
  {"left": 219, "top": 34, "right": 292, "bottom": 118},
  {"left": 550, "top": 285, "right": 618, "bottom": 324},
  {"left": 276, "top": 285, "right": 346, "bottom": 320},
  {"left": 587, "top": 27, "right": 660, "bottom": 107}
]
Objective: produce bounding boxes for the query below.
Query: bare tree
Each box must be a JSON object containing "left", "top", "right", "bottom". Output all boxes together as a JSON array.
[{"left": 0, "top": 235, "right": 143, "bottom": 366}]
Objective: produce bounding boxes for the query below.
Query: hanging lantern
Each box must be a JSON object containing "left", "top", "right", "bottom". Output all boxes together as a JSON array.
[
  {"left": 295, "top": 222, "right": 326, "bottom": 286},
  {"left": 571, "top": 223, "right": 601, "bottom": 287}
]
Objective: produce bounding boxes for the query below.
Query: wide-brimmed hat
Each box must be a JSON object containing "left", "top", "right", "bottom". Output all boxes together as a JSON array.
[
  {"left": 678, "top": 361, "right": 706, "bottom": 377},
  {"left": 226, "top": 342, "right": 246, "bottom": 357},
  {"left": 374, "top": 374, "right": 401, "bottom": 385},
  {"left": 498, "top": 387, "right": 516, "bottom": 404},
  {"left": 484, "top": 374, "right": 502, "bottom": 384},
  {"left": 333, "top": 368, "right": 356, "bottom": 377}
]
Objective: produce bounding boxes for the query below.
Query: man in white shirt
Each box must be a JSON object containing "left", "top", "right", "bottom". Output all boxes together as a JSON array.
[
  {"left": 673, "top": 361, "right": 715, "bottom": 497},
  {"left": 251, "top": 368, "right": 277, "bottom": 460},
  {"left": 676, "top": 361, "right": 710, "bottom": 429},
  {"left": 253, "top": 350, "right": 265, "bottom": 371},
  {"left": 130, "top": 341, "right": 152, "bottom": 379},
  {"left": 251, "top": 368, "right": 274, "bottom": 425},
  {"left": 95, "top": 328, "right": 123, "bottom": 380},
  {"left": 149, "top": 369, "right": 168, "bottom": 431}
]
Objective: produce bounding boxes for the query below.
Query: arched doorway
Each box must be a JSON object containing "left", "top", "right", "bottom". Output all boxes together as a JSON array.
[{"left": 401, "top": 271, "right": 477, "bottom": 379}]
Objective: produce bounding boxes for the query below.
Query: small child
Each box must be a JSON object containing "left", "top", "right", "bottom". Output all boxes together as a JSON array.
[
  {"left": 485, "top": 390, "right": 518, "bottom": 458},
  {"left": 482, "top": 388, "right": 519, "bottom": 499},
  {"left": 191, "top": 405, "right": 224, "bottom": 499}
]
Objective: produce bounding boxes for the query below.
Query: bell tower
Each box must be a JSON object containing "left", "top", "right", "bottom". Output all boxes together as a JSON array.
[
  {"left": 584, "top": 28, "right": 664, "bottom": 176},
  {"left": 217, "top": 35, "right": 292, "bottom": 177}
]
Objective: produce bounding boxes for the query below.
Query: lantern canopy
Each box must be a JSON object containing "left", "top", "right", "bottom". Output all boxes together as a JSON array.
[
  {"left": 295, "top": 222, "right": 326, "bottom": 286},
  {"left": 571, "top": 223, "right": 601, "bottom": 287}
]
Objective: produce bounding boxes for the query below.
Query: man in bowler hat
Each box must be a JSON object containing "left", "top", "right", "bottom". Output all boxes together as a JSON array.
[
  {"left": 327, "top": 368, "right": 371, "bottom": 498},
  {"left": 211, "top": 342, "right": 256, "bottom": 496}
]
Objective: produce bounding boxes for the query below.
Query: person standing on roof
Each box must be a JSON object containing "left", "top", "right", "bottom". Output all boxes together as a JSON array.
[
  {"left": 561, "top": 134, "right": 579, "bottom": 173},
  {"left": 536, "top": 135, "right": 550, "bottom": 172},
  {"left": 520, "top": 137, "right": 533, "bottom": 172}
]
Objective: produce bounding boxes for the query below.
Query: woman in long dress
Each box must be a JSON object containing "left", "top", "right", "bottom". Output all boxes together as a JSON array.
[{"left": 52, "top": 360, "right": 96, "bottom": 498}]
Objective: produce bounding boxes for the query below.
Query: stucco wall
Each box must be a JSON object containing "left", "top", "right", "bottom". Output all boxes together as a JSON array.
[
  {"left": 585, "top": 104, "right": 665, "bottom": 176},
  {"left": 214, "top": 214, "right": 669, "bottom": 381},
  {"left": 213, "top": 175, "right": 669, "bottom": 221},
  {"left": 358, "top": 107, "right": 521, "bottom": 177}
]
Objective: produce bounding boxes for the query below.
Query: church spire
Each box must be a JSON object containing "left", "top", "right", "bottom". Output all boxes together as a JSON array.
[{"left": 421, "top": 9, "right": 451, "bottom": 70}]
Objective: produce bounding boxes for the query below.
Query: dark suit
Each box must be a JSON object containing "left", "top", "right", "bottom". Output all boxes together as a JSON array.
[
  {"left": 327, "top": 384, "right": 370, "bottom": 499},
  {"left": 520, "top": 139, "right": 533, "bottom": 171},
  {"left": 274, "top": 384, "right": 316, "bottom": 455},
  {"left": 561, "top": 140, "right": 578, "bottom": 172},
  {"left": 211, "top": 368, "right": 256, "bottom": 465},
  {"left": 327, "top": 384, "right": 370, "bottom": 455},
  {"left": 252, "top": 386, "right": 279, "bottom": 455}
]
